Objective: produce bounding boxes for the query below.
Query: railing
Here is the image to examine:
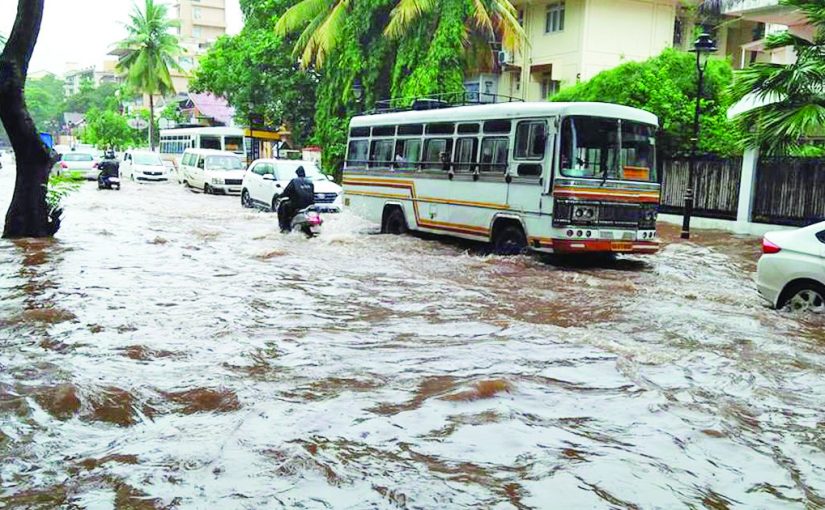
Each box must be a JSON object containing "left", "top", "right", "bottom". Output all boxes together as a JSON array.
[
  {"left": 660, "top": 158, "right": 742, "bottom": 220},
  {"left": 753, "top": 157, "right": 825, "bottom": 226},
  {"left": 366, "top": 92, "right": 523, "bottom": 116}
]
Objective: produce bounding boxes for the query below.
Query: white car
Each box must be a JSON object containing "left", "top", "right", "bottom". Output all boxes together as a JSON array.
[
  {"left": 241, "top": 159, "right": 343, "bottom": 212},
  {"left": 121, "top": 151, "right": 170, "bottom": 183},
  {"left": 757, "top": 221, "right": 825, "bottom": 312},
  {"left": 179, "top": 148, "right": 246, "bottom": 195},
  {"left": 54, "top": 152, "right": 97, "bottom": 180}
]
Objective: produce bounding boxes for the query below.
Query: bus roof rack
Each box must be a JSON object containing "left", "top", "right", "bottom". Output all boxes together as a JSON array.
[{"left": 366, "top": 92, "right": 523, "bottom": 115}]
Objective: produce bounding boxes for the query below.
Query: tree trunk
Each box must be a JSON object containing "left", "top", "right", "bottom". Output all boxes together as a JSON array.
[
  {"left": 149, "top": 94, "right": 154, "bottom": 151},
  {"left": 0, "top": 0, "right": 59, "bottom": 238}
]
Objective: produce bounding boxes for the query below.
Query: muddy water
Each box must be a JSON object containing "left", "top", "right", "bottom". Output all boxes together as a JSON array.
[{"left": 0, "top": 168, "right": 823, "bottom": 509}]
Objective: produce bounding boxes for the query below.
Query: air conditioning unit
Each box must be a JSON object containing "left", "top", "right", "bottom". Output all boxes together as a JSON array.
[{"left": 497, "top": 50, "right": 514, "bottom": 66}]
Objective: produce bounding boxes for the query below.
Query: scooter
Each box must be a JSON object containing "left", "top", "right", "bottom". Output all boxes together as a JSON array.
[
  {"left": 290, "top": 206, "right": 324, "bottom": 237},
  {"left": 278, "top": 198, "right": 323, "bottom": 237},
  {"left": 97, "top": 160, "right": 121, "bottom": 190}
]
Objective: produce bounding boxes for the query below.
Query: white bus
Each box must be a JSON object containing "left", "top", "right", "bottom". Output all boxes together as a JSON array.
[
  {"left": 159, "top": 127, "right": 246, "bottom": 165},
  {"left": 342, "top": 101, "right": 661, "bottom": 255}
]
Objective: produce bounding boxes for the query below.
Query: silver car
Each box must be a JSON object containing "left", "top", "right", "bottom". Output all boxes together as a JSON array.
[{"left": 55, "top": 152, "right": 97, "bottom": 180}]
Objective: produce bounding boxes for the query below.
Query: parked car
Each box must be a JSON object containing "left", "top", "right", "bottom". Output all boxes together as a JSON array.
[
  {"left": 121, "top": 151, "right": 170, "bottom": 182},
  {"left": 179, "top": 148, "right": 246, "bottom": 195},
  {"left": 241, "top": 159, "right": 343, "bottom": 212},
  {"left": 757, "top": 221, "right": 825, "bottom": 312},
  {"left": 54, "top": 152, "right": 97, "bottom": 180}
]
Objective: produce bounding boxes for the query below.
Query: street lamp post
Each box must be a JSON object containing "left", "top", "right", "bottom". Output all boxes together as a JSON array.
[
  {"left": 681, "top": 33, "right": 717, "bottom": 240},
  {"left": 247, "top": 101, "right": 255, "bottom": 167}
]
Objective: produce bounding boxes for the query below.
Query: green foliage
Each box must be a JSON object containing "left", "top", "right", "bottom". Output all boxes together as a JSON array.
[
  {"left": 46, "top": 172, "right": 83, "bottom": 213},
  {"left": 552, "top": 48, "right": 743, "bottom": 158},
  {"left": 65, "top": 81, "right": 121, "bottom": 114},
  {"left": 191, "top": 3, "right": 319, "bottom": 145},
  {"left": 25, "top": 74, "right": 66, "bottom": 133},
  {"left": 82, "top": 108, "right": 139, "bottom": 150},
  {"left": 729, "top": 0, "right": 825, "bottom": 154}
]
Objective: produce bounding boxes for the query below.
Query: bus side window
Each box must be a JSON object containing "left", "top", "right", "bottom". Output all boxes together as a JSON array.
[
  {"left": 369, "top": 139, "right": 394, "bottom": 169},
  {"left": 394, "top": 139, "right": 421, "bottom": 171},
  {"left": 480, "top": 137, "right": 508, "bottom": 173},
  {"left": 423, "top": 138, "right": 453, "bottom": 171},
  {"left": 515, "top": 121, "right": 547, "bottom": 160},
  {"left": 455, "top": 137, "right": 478, "bottom": 172},
  {"left": 201, "top": 136, "right": 221, "bottom": 150},
  {"left": 347, "top": 140, "right": 369, "bottom": 169}
]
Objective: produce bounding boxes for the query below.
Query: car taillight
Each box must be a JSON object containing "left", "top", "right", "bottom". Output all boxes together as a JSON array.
[
  {"left": 308, "top": 214, "right": 323, "bottom": 226},
  {"left": 60, "top": 162, "right": 68, "bottom": 169},
  {"left": 762, "top": 238, "right": 782, "bottom": 254}
]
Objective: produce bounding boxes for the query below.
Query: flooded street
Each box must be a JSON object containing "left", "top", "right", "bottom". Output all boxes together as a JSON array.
[{"left": 1, "top": 167, "right": 823, "bottom": 509}]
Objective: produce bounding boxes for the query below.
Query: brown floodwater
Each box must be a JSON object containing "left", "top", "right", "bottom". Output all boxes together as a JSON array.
[{"left": 0, "top": 167, "right": 823, "bottom": 509}]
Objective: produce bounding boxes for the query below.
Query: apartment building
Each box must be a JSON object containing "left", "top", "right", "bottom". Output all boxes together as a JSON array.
[
  {"left": 722, "top": 0, "right": 808, "bottom": 66},
  {"left": 498, "top": 0, "right": 679, "bottom": 101},
  {"left": 171, "top": 0, "right": 227, "bottom": 94},
  {"left": 64, "top": 60, "right": 121, "bottom": 96}
]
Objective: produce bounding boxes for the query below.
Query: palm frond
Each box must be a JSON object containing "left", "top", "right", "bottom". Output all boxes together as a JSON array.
[
  {"left": 275, "top": 0, "right": 333, "bottom": 35},
  {"left": 384, "top": 0, "right": 437, "bottom": 40}
]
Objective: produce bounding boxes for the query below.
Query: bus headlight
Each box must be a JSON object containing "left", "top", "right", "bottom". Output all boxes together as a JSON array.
[{"left": 573, "top": 206, "right": 596, "bottom": 222}]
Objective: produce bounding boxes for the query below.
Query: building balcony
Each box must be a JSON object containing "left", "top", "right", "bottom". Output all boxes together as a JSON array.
[{"left": 723, "top": 0, "right": 807, "bottom": 25}]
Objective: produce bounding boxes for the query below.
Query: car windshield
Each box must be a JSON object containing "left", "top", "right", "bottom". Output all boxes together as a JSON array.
[
  {"left": 275, "top": 164, "right": 324, "bottom": 181},
  {"left": 560, "top": 116, "right": 657, "bottom": 182},
  {"left": 205, "top": 156, "right": 244, "bottom": 171},
  {"left": 134, "top": 153, "right": 163, "bottom": 166},
  {"left": 63, "top": 153, "right": 94, "bottom": 162}
]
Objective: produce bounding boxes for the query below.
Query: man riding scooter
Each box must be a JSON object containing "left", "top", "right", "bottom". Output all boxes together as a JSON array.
[
  {"left": 278, "top": 166, "right": 315, "bottom": 233},
  {"left": 97, "top": 149, "right": 121, "bottom": 190}
]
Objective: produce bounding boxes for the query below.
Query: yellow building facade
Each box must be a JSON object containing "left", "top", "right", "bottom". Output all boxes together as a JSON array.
[{"left": 500, "top": 0, "right": 680, "bottom": 101}]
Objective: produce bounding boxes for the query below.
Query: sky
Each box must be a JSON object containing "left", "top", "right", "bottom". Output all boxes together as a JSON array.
[{"left": 0, "top": 0, "right": 243, "bottom": 75}]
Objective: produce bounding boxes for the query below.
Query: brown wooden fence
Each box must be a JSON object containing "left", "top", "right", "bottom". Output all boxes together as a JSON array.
[
  {"left": 753, "top": 157, "right": 825, "bottom": 226},
  {"left": 660, "top": 158, "right": 742, "bottom": 220}
]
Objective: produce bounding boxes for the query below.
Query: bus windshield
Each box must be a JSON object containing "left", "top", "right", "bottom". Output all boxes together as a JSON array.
[
  {"left": 205, "top": 156, "right": 244, "bottom": 171},
  {"left": 560, "top": 116, "right": 656, "bottom": 182}
]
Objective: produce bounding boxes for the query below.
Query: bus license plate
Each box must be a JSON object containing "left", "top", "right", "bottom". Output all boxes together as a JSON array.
[{"left": 611, "top": 242, "right": 634, "bottom": 252}]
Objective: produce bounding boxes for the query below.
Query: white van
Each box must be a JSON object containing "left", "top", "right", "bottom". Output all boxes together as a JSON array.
[{"left": 179, "top": 148, "right": 246, "bottom": 195}]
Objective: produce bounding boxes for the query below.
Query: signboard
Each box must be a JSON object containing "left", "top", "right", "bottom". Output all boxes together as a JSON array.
[
  {"left": 246, "top": 136, "right": 260, "bottom": 163},
  {"left": 127, "top": 118, "right": 149, "bottom": 130}
]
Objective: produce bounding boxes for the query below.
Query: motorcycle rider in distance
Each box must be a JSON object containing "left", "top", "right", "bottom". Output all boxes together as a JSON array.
[
  {"left": 97, "top": 148, "right": 120, "bottom": 189},
  {"left": 277, "top": 166, "right": 315, "bottom": 232}
]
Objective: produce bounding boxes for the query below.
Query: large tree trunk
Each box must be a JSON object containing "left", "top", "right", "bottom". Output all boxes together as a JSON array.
[
  {"left": 148, "top": 94, "right": 155, "bottom": 151},
  {"left": 0, "top": 0, "right": 58, "bottom": 238}
]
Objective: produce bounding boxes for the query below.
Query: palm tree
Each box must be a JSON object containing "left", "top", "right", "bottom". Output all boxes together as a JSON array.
[
  {"left": 115, "top": 0, "right": 182, "bottom": 150},
  {"left": 730, "top": 0, "right": 825, "bottom": 154},
  {"left": 275, "top": 0, "right": 524, "bottom": 69}
]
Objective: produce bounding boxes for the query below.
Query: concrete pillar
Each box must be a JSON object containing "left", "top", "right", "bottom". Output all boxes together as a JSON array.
[{"left": 736, "top": 147, "right": 760, "bottom": 229}]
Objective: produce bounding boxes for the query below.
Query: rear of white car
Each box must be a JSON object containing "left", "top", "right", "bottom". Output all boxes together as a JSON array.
[
  {"left": 56, "top": 152, "right": 97, "bottom": 180},
  {"left": 242, "top": 159, "right": 343, "bottom": 212},
  {"left": 756, "top": 222, "right": 825, "bottom": 312}
]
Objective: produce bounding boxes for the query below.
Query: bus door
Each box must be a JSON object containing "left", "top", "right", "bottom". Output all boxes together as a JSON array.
[
  {"left": 508, "top": 119, "right": 553, "bottom": 216},
  {"left": 446, "top": 122, "right": 510, "bottom": 236}
]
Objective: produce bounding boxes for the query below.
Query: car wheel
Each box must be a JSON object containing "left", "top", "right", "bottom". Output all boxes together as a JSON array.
[
  {"left": 780, "top": 281, "right": 825, "bottom": 313},
  {"left": 241, "top": 190, "right": 253, "bottom": 208},
  {"left": 493, "top": 225, "right": 527, "bottom": 256},
  {"left": 271, "top": 196, "right": 280, "bottom": 213},
  {"left": 382, "top": 208, "right": 408, "bottom": 235},
  {"left": 204, "top": 183, "right": 212, "bottom": 195}
]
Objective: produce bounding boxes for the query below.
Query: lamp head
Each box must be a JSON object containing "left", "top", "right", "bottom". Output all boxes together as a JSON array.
[
  {"left": 352, "top": 78, "right": 363, "bottom": 101},
  {"left": 692, "top": 33, "right": 717, "bottom": 54}
]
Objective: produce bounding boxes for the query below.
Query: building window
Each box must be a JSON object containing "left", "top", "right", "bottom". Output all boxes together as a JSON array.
[
  {"left": 193, "top": 6, "right": 202, "bottom": 19},
  {"left": 192, "top": 27, "right": 202, "bottom": 38},
  {"left": 546, "top": 2, "right": 565, "bottom": 34},
  {"left": 540, "top": 74, "right": 560, "bottom": 99}
]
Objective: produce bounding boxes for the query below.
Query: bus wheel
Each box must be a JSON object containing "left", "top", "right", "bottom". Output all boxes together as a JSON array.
[
  {"left": 493, "top": 225, "right": 527, "bottom": 255},
  {"left": 383, "top": 208, "right": 408, "bottom": 235}
]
